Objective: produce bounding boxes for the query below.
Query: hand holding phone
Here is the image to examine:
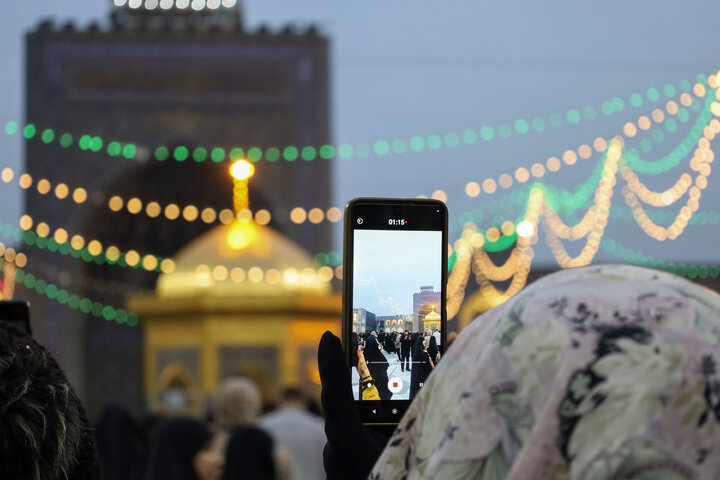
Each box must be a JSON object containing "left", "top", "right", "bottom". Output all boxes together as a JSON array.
[{"left": 318, "top": 331, "right": 388, "bottom": 480}]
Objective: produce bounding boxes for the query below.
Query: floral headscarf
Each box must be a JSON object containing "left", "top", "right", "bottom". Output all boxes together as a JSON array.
[{"left": 370, "top": 264, "right": 720, "bottom": 480}]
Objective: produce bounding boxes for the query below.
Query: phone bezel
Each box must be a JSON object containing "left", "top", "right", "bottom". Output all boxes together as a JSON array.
[{"left": 342, "top": 197, "right": 448, "bottom": 425}]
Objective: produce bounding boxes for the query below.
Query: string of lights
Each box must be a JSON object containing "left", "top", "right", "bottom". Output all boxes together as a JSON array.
[
  {"left": 443, "top": 88, "right": 720, "bottom": 312},
  {"left": 451, "top": 95, "right": 714, "bottom": 237},
  {"left": 0, "top": 218, "right": 347, "bottom": 283},
  {"left": 5, "top": 72, "right": 715, "bottom": 165},
  {"left": 4, "top": 109, "right": 717, "bottom": 295},
  {"left": 600, "top": 237, "right": 720, "bottom": 279},
  {"left": 463, "top": 84, "right": 713, "bottom": 200},
  {"left": 2, "top": 74, "right": 715, "bottom": 318},
  {"left": 2, "top": 83, "right": 712, "bottom": 236},
  {"left": 12, "top": 267, "right": 139, "bottom": 326}
]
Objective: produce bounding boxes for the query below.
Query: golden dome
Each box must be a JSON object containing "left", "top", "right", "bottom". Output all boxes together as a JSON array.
[
  {"left": 424, "top": 310, "right": 441, "bottom": 321},
  {"left": 157, "top": 220, "right": 330, "bottom": 297}
]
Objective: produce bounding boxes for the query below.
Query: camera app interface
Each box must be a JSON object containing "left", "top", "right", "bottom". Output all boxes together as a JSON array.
[{"left": 351, "top": 228, "right": 442, "bottom": 401}]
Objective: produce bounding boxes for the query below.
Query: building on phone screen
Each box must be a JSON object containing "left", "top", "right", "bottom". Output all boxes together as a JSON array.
[{"left": 413, "top": 286, "right": 441, "bottom": 332}]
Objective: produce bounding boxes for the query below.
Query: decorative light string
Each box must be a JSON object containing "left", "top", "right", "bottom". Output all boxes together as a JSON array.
[
  {"left": 2, "top": 82, "right": 713, "bottom": 236},
  {"left": 12, "top": 267, "right": 139, "bottom": 326},
  {"left": 463, "top": 83, "right": 714, "bottom": 200},
  {"left": 450, "top": 96, "right": 716, "bottom": 238},
  {"left": 0, "top": 240, "right": 28, "bottom": 300},
  {"left": 600, "top": 237, "right": 720, "bottom": 279},
  {"left": 5, "top": 72, "right": 716, "bottom": 164},
  {"left": 1, "top": 72, "right": 716, "bottom": 320},
  {"left": 0, "top": 218, "right": 346, "bottom": 283},
  {"left": 443, "top": 90, "right": 720, "bottom": 315}
]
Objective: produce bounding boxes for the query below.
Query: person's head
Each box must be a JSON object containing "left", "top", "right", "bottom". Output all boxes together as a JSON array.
[
  {"left": 0, "top": 322, "right": 100, "bottom": 480},
  {"left": 222, "top": 426, "right": 275, "bottom": 480},
  {"left": 214, "top": 376, "right": 262, "bottom": 429},
  {"left": 279, "top": 387, "right": 307, "bottom": 407},
  {"left": 429, "top": 335, "right": 437, "bottom": 348},
  {"left": 423, "top": 338, "right": 429, "bottom": 350},
  {"left": 371, "top": 330, "right": 377, "bottom": 336},
  {"left": 145, "top": 417, "right": 216, "bottom": 480}
]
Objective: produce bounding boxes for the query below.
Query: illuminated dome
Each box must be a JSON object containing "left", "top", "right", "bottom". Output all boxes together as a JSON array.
[
  {"left": 157, "top": 220, "right": 331, "bottom": 297},
  {"left": 424, "top": 310, "right": 440, "bottom": 322}
]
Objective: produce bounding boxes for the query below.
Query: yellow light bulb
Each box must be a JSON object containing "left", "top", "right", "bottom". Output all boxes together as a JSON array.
[{"left": 230, "top": 160, "right": 255, "bottom": 180}]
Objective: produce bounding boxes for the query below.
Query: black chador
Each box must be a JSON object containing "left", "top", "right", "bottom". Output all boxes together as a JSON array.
[{"left": 363, "top": 335, "right": 391, "bottom": 400}]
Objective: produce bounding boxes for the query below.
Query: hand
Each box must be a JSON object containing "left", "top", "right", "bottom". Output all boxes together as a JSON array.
[
  {"left": 356, "top": 349, "right": 371, "bottom": 379},
  {"left": 318, "top": 331, "right": 389, "bottom": 480}
]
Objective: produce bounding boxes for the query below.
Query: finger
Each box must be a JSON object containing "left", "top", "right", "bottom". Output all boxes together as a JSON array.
[{"left": 318, "top": 331, "right": 363, "bottom": 440}]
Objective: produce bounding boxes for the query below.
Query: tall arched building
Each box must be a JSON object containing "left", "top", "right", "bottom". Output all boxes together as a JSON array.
[{"left": 23, "top": 1, "right": 330, "bottom": 416}]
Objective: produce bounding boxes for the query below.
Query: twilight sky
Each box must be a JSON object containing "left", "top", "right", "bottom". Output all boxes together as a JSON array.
[{"left": 1, "top": 1, "right": 718, "bottom": 267}]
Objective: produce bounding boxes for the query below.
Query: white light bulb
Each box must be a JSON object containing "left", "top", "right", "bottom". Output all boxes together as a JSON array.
[
  {"left": 222, "top": 0, "right": 236, "bottom": 7},
  {"left": 207, "top": 0, "right": 221, "bottom": 8},
  {"left": 160, "top": 0, "right": 173, "bottom": 7},
  {"left": 175, "top": 0, "right": 190, "bottom": 9},
  {"left": 114, "top": 0, "right": 128, "bottom": 6},
  {"left": 516, "top": 221, "right": 534, "bottom": 238},
  {"left": 128, "top": 0, "right": 142, "bottom": 7},
  {"left": 145, "top": 0, "right": 159, "bottom": 9}
]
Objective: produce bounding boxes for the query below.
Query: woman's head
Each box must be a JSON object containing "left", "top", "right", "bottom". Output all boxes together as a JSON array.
[{"left": 0, "top": 322, "right": 100, "bottom": 480}]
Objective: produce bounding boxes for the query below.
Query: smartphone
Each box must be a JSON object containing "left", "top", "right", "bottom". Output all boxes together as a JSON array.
[
  {"left": 342, "top": 198, "right": 447, "bottom": 425},
  {"left": 0, "top": 300, "right": 32, "bottom": 335}
]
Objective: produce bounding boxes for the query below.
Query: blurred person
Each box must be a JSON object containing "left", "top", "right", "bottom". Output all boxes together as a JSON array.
[
  {"left": 94, "top": 403, "right": 145, "bottom": 480},
  {"left": 432, "top": 328, "right": 441, "bottom": 348},
  {"left": 394, "top": 331, "right": 402, "bottom": 361},
  {"left": 213, "top": 376, "right": 263, "bottom": 431},
  {"left": 409, "top": 336, "right": 433, "bottom": 400},
  {"left": 427, "top": 334, "right": 439, "bottom": 365},
  {"left": 212, "top": 376, "right": 288, "bottom": 477},
  {"left": 319, "top": 264, "right": 720, "bottom": 479},
  {"left": 258, "top": 388, "right": 325, "bottom": 480},
  {"left": 145, "top": 416, "right": 223, "bottom": 480},
  {"left": 400, "top": 330, "right": 413, "bottom": 372},
  {"left": 363, "top": 331, "right": 390, "bottom": 400},
  {"left": 0, "top": 322, "right": 102, "bottom": 479},
  {"left": 222, "top": 426, "right": 278, "bottom": 480}
]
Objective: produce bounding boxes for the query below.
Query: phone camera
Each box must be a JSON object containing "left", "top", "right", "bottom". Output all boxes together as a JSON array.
[{"left": 357, "top": 218, "right": 363, "bottom": 225}]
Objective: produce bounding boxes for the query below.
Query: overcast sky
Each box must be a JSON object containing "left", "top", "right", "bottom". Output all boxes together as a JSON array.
[
  {"left": 353, "top": 229, "right": 441, "bottom": 316},
  {"left": 1, "top": 1, "right": 718, "bottom": 267}
]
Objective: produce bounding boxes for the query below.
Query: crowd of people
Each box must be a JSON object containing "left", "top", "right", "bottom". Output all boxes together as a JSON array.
[
  {"left": 95, "top": 379, "right": 326, "bottom": 480},
  {"left": 352, "top": 328, "right": 441, "bottom": 400},
  {"left": 0, "top": 317, "right": 325, "bottom": 480}
]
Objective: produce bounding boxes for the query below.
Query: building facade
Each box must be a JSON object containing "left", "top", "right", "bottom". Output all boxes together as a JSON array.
[{"left": 23, "top": 2, "right": 330, "bottom": 416}]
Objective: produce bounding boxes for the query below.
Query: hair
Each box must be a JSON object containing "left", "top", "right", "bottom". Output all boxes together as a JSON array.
[
  {"left": 0, "top": 323, "right": 100, "bottom": 480},
  {"left": 280, "top": 387, "right": 306, "bottom": 403},
  {"left": 214, "top": 376, "right": 262, "bottom": 429}
]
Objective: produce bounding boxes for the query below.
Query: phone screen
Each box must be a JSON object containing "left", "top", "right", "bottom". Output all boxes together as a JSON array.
[{"left": 344, "top": 199, "right": 447, "bottom": 423}]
